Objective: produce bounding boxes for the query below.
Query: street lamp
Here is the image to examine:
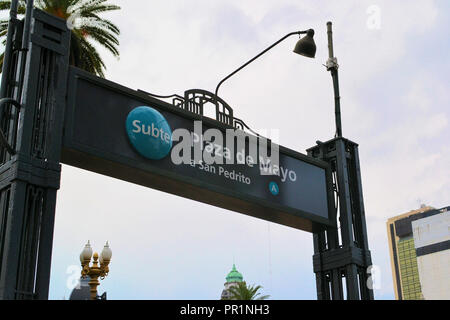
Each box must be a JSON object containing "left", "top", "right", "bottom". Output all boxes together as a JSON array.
[
  {"left": 214, "top": 22, "right": 343, "bottom": 139},
  {"left": 79, "top": 241, "right": 112, "bottom": 300},
  {"left": 140, "top": 28, "right": 316, "bottom": 125},
  {"left": 214, "top": 28, "right": 316, "bottom": 100}
]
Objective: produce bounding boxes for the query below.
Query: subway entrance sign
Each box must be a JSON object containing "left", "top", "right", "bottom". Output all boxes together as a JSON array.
[
  {"left": 61, "top": 67, "right": 335, "bottom": 232},
  {"left": 0, "top": 8, "right": 374, "bottom": 300}
]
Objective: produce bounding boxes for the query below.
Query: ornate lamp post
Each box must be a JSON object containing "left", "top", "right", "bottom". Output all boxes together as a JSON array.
[{"left": 79, "top": 241, "right": 112, "bottom": 300}]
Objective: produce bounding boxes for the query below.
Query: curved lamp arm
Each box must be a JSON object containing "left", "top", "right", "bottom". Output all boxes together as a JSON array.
[{"left": 214, "top": 29, "right": 313, "bottom": 100}]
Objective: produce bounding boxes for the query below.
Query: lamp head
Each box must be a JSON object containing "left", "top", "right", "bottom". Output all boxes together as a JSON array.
[
  {"left": 101, "top": 241, "right": 112, "bottom": 264},
  {"left": 293, "top": 29, "right": 316, "bottom": 58},
  {"left": 80, "top": 240, "right": 93, "bottom": 264}
]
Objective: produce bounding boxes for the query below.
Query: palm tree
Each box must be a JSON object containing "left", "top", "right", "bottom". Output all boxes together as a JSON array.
[
  {"left": 0, "top": 0, "right": 120, "bottom": 77},
  {"left": 226, "top": 282, "right": 270, "bottom": 300}
]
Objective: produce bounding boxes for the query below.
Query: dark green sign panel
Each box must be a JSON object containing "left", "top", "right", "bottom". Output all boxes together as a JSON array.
[{"left": 62, "top": 67, "right": 335, "bottom": 232}]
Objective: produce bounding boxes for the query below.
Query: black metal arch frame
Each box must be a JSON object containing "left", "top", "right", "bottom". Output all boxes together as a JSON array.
[{"left": 0, "top": 2, "right": 374, "bottom": 300}]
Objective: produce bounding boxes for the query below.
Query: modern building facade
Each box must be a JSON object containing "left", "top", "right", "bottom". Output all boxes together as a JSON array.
[
  {"left": 221, "top": 264, "right": 244, "bottom": 300},
  {"left": 387, "top": 205, "right": 449, "bottom": 300},
  {"left": 412, "top": 207, "right": 449, "bottom": 300}
]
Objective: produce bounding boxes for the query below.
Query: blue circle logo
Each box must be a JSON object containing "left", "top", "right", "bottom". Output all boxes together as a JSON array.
[
  {"left": 269, "top": 182, "right": 279, "bottom": 196},
  {"left": 126, "top": 106, "right": 172, "bottom": 160}
]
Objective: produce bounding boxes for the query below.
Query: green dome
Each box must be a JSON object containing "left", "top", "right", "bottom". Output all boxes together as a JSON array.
[{"left": 226, "top": 264, "right": 243, "bottom": 283}]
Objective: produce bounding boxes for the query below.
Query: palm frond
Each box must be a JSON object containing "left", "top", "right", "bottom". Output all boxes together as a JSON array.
[
  {"left": 227, "top": 282, "right": 270, "bottom": 300},
  {"left": 0, "top": 0, "right": 120, "bottom": 77}
]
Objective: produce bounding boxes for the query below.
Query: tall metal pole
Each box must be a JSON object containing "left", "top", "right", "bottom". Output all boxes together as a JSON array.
[
  {"left": 22, "top": 0, "right": 34, "bottom": 48},
  {"left": 326, "top": 22, "right": 342, "bottom": 138},
  {"left": 0, "top": 0, "right": 19, "bottom": 99},
  {"left": 308, "top": 22, "right": 374, "bottom": 300},
  {"left": 14, "top": 0, "right": 34, "bottom": 95}
]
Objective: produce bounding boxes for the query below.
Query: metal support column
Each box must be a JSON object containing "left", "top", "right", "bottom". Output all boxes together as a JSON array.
[
  {"left": 0, "top": 8, "right": 70, "bottom": 300},
  {"left": 308, "top": 138, "right": 374, "bottom": 300}
]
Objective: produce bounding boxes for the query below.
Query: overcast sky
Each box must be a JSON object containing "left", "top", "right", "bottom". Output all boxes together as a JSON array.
[{"left": 44, "top": 0, "right": 449, "bottom": 300}]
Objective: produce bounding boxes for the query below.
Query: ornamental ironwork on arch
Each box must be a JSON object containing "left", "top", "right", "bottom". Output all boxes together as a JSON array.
[{"left": 140, "top": 88, "right": 261, "bottom": 137}]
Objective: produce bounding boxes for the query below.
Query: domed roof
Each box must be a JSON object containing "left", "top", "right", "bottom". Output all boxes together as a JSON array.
[
  {"left": 226, "top": 264, "right": 243, "bottom": 283},
  {"left": 69, "top": 276, "right": 91, "bottom": 300}
]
